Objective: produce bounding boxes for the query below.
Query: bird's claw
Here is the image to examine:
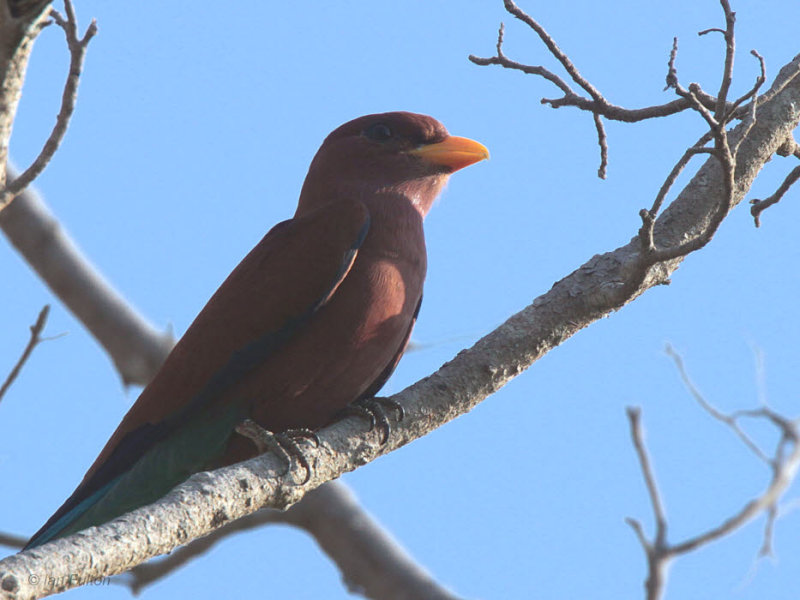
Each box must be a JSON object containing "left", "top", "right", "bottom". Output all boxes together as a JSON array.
[
  {"left": 235, "top": 419, "right": 315, "bottom": 484},
  {"left": 283, "top": 427, "right": 320, "bottom": 448},
  {"left": 341, "top": 397, "right": 404, "bottom": 444}
]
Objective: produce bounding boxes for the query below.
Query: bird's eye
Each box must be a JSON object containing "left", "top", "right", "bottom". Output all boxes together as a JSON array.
[{"left": 363, "top": 123, "right": 393, "bottom": 142}]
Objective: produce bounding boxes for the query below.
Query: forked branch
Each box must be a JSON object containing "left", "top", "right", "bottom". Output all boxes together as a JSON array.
[
  {"left": 469, "top": 0, "right": 764, "bottom": 181},
  {"left": 626, "top": 348, "right": 800, "bottom": 600},
  {"left": 0, "top": 0, "right": 96, "bottom": 211}
]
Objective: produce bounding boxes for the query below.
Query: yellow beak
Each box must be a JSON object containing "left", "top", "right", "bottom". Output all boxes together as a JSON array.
[{"left": 409, "top": 135, "right": 489, "bottom": 172}]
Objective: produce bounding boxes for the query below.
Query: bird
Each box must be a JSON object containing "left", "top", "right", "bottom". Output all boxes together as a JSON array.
[{"left": 25, "top": 111, "right": 488, "bottom": 549}]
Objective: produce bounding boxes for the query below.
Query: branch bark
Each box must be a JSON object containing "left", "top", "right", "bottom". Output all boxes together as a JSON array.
[{"left": 123, "top": 484, "right": 461, "bottom": 600}]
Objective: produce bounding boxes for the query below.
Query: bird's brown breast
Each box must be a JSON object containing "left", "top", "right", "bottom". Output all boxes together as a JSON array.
[
  {"left": 218, "top": 199, "right": 426, "bottom": 464},
  {"left": 251, "top": 206, "right": 423, "bottom": 420}
]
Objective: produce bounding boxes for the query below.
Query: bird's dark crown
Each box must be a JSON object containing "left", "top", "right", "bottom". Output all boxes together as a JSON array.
[{"left": 324, "top": 111, "right": 450, "bottom": 149}]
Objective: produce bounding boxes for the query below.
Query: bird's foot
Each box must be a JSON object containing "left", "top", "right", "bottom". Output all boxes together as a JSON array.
[
  {"left": 283, "top": 427, "right": 321, "bottom": 448},
  {"left": 340, "top": 397, "right": 404, "bottom": 444},
  {"left": 235, "top": 419, "right": 317, "bottom": 484}
]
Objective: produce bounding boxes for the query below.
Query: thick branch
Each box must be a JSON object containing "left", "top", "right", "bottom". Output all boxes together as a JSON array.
[{"left": 122, "top": 482, "right": 461, "bottom": 600}]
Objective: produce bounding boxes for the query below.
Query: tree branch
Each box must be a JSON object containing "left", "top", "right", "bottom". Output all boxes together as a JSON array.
[
  {"left": 626, "top": 350, "right": 800, "bottom": 600},
  {"left": 468, "top": 0, "right": 775, "bottom": 179},
  {"left": 0, "top": 0, "right": 95, "bottom": 209},
  {"left": 0, "top": 1, "right": 95, "bottom": 208},
  {"left": 0, "top": 304, "right": 49, "bottom": 405},
  {"left": 0, "top": 175, "right": 175, "bottom": 385},
  {"left": 117, "top": 481, "right": 462, "bottom": 600},
  {"left": 0, "top": 0, "right": 51, "bottom": 188},
  {"left": 625, "top": 409, "right": 671, "bottom": 600},
  {"left": 749, "top": 163, "right": 800, "bottom": 226}
]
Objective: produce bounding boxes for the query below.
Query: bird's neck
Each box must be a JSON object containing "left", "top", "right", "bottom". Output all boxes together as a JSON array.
[
  {"left": 357, "top": 191, "right": 428, "bottom": 286},
  {"left": 295, "top": 174, "right": 448, "bottom": 220},
  {"left": 394, "top": 175, "right": 449, "bottom": 217}
]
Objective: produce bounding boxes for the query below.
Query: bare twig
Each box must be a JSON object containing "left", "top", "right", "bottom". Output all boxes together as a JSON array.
[
  {"left": 627, "top": 350, "right": 800, "bottom": 600},
  {"left": 665, "top": 344, "right": 768, "bottom": 462},
  {"left": 673, "top": 81, "right": 720, "bottom": 131},
  {"left": 636, "top": 0, "right": 767, "bottom": 265},
  {"left": 469, "top": 0, "right": 767, "bottom": 185},
  {"left": 712, "top": 0, "right": 736, "bottom": 121},
  {"left": 727, "top": 51, "right": 766, "bottom": 121},
  {"left": 664, "top": 37, "right": 679, "bottom": 91},
  {"left": 469, "top": 23, "right": 574, "bottom": 95},
  {"left": 697, "top": 28, "right": 726, "bottom": 36},
  {"left": 0, "top": 305, "right": 49, "bottom": 405},
  {"left": 0, "top": 0, "right": 97, "bottom": 211},
  {"left": 760, "top": 503, "right": 777, "bottom": 557},
  {"left": 637, "top": 132, "right": 715, "bottom": 253},
  {"left": 749, "top": 164, "right": 800, "bottom": 226},
  {"left": 469, "top": 1, "right": 614, "bottom": 176},
  {"left": 636, "top": 129, "right": 735, "bottom": 263},
  {"left": 625, "top": 408, "right": 671, "bottom": 600},
  {"left": 627, "top": 409, "right": 667, "bottom": 535},
  {"left": 668, "top": 416, "right": 800, "bottom": 557},
  {"left": 501, "top": 0, "right": 603, "bottom": 102},
  {"left": 469, "top": 1, "right": 619, "bottom": 177},
  {"left": 593, "top": 112, "right": 608, "bottom": 179},
  {"left": 468, "top": 1, "right": 736, "bottom": 180},
  {"left": 538, "top": 92, "right": 720, "bottom": 122}
]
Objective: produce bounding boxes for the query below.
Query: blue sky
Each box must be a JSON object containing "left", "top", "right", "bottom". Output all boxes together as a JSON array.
[{"left": 2, "top": 1, "right": 800, "bottom": 598}]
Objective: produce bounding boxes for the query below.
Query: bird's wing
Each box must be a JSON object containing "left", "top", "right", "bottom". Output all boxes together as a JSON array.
[{"left": 26, "top": 199, "right": 370, "bottom": 548}]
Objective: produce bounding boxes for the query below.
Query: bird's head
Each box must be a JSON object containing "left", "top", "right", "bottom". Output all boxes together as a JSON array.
[{"left": 297, "top": 112, "right": 488, "bottom": 217}]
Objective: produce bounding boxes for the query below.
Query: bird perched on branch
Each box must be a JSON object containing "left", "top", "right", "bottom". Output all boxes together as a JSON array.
[{"left": 26, "top": 111, "right": 488, "bottom": 549}]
